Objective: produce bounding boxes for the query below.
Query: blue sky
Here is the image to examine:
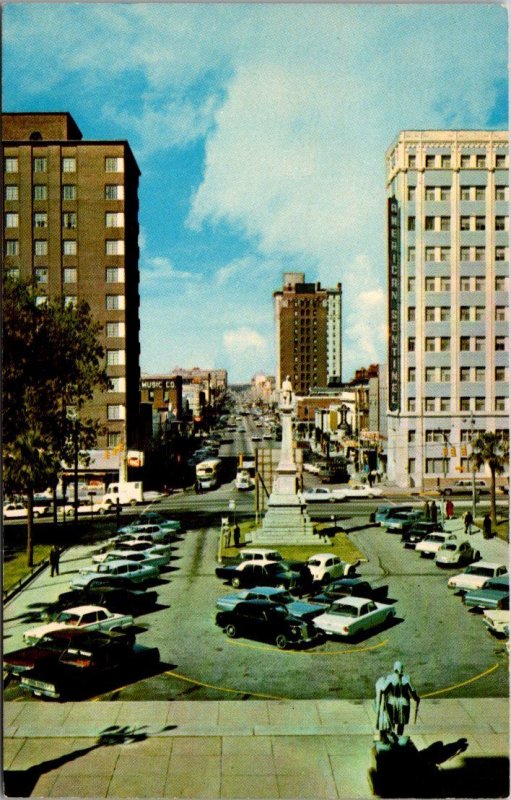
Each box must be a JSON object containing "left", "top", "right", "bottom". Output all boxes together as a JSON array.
[{"left": 3, "top": 3, "right": 508, "bottom": 383}]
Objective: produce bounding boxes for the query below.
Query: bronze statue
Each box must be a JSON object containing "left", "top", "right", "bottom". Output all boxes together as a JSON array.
[{"left": 374, "top": 661, "right": 420, "bottom": 744}]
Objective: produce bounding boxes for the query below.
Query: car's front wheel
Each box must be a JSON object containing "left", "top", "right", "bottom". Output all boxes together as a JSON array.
[
  {"left": 231, "top": 576, "right": 241, "bottom": 588},
  {"left": 275, "top": 633, "right": 289, "bottom": 650},
  {"left": 225, "top": 623, "right": 238, "bottom": 638}
]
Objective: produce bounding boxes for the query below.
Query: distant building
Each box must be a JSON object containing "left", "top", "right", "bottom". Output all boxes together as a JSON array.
[
  {"left": 386, "top": 130, "right": 509, "bottom": 488},
  {"left": 274, "top": 272, "right": 342, "bottom": 395},
  {"left": 3, "top": 112, "right": 141, "bottom": 449}
]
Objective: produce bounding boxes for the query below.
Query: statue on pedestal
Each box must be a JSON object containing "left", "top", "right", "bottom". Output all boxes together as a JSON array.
[
  {"left": 280, "top": 375, "right": 293, "bottom": 409},
  {"left": 374, "top": 661, "right": 420, "bottom": 747}
]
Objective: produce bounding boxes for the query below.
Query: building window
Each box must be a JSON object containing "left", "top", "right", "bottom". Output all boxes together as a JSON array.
[
  {"left": 495, "top": 247, "right": 507, "bottom": 261},
  {"left": 440, "top": 187, "right": 450, "bottom": 201},
  {"left": 62, "top": 240, "right": 77, "bottom": 256},
  {"left": 408, "top": 430, "right": 416, "bottom": 443},
  {"left": 5, "top": 185, "right": 18, "bottom": 201},
  {"left": 105, "top": 184, "right": 125, "bottom": 200},
  {"left": 426, "top": 430, "right": 446, "bottom": 443},
  {"left": 5, "top": 157, "right": 18, "bottom": 173},
  {"left": 407, "top": 337, "right": 415, "bottom": 352},
  {"left": 6, "top": 267, "right": 20, "bottom": 279},
  {"left": 474, "top": 247, "right": 485, "bottom": 262},
  {"left": 495, "top": 366, "right": 506, "bottom": 381},
  {"left": 407, "top": 277, "right": 416, "bottom": 292},
  {"left": 407, "top": 216, "right": 415, "bottom": 231},
  {"left": 475, "top": 216, "right": 485, "bottom": 231},
  {"left": 460, "top": 154, "right": 471, "bottom": 168},
  {"left": 34, "top": 212, "right": 47, "bottom": 228},
  {"left": 425, "top": 277, "right": 435, "bottom": 292},
  {"left": 35, "top": 268, "right": 48, "bottom": 284},
  {"left": 33, "top": 185, "right": 48, "bottom": 202},
  {"left": 495, "top": 336, "right": 507, "bottom": 351},
  {"left": 460, "top": 337, "right": 470, "bottom": 351},
  {"left": 407, "top": 247, "right": 415, "bottom": 262},
  {"left": 425, "top": 306, "right": 435, "bottom": 321},
  {"left": 495, "top": 216, "right": 507, "bottom": 231},
  {"left": 440, "top": 216, "right": 450, "bottom": 231},
  {"left": 475, "top": 187, "right": 486, "bottom": 201},
  {"left": 475, "top": 367, "right": 485, "bottom": 382},
  {"left": 460, "top": 367, "right": 470, "bottom": 382},
  {"left": 407, "top": 398, "right": 416, "bottom": 411},
  {"left": 5, "top": 240, "right": 19, "bottom": 256},
  {"left": 408, "top": 154, "right": 416, "bottom": 168},
  {"left": 62, "top": 157, "right": 76, "bottom": 173},
  {"left": 440, "top": 398, "right": 450, "bottom": 412},
  {"left": 408, "top": 368, "right": 416, "bottom": 382},
  {"left": 105, "top": 212, "right": 125, "bottom": 228},
  {"left": 425, "top": 187, "right": 435, "bottom": 201},
  {"left": 108, "top": 376, "right": 126, "bottom": 393},
  {"left": 460, "top": 187, "right": 471, "bottom": 200},
  {"left": 440, "top": 307, "right": 450, "bottom": 321},
  {"left": 407, "top": 307, "right": 416, "bottom": 322},
  {"left": 495, "top": 306, "right": 507, "bottom": 321},
  {"left": 460, "top": 276, "right": 471, "bottom": 291},
  {"left": 474, "top": 276, "right": 485, "bottom": 291},
  {"left": 106, "top": 267, "right": 125, "bottom": 283},
  {"left": 474, "top": 336, "right": 485, "bottom": 351},
  {"left": 441, "top": 154, "right": 451, "bottom": 168},
  {"left": 63, "top": 267, "right": 77, "bottom": 284},
  {"left": 440, "top": 367, "right": 450, "bottom": 382},
  {"left": 495, "top": 186, "right": 507, "bottom": 201},
  {"left": 105, "top": 294, "right": 125, "bottom": 310},
  {"left": 495, "top": 397, "right": 506, "bottom": 411},
  {"left": 424, "top": 398, "right": 435, "bottom": 412},
  {"left": 107, "top": 432, "right": 122, "bottom": 447},
  {"left": 407, "top": 186, "right": 416, "bottom": 201},
  {"left": 460, "top": 398, "right": 470, "bottom": 411},
  {"left": 460, "top": 217, "right": 470, "bottom": 231},
  {"left": 474, "top": 306, "right": 485, "bottom": 321},
  {"left": 34, "top": 240, "right": 48, "bottom": 256},
  {"left": 425, "top": 367, "right": 435, "bottom": 382},
  {"left": 33, "top": 157, "right": 47, "bottom": 173},
  {"left": 425, "top": 337, "right": 435, "bottom": 352},
  {"left": 105, "top": 240, "right": 125, "bottom": 255},
  {"left": 425, "top": 247, "right": 435, "bottom": 262},
  {"left": 440, "top": 277, "right": 451, "bottom": 291},
  {"left": 425, "top": 216, "right": 435, "bottom": 231},
  {"left": 64, "top": 295, "right": 77, "bottom": 307},
  {"left": 475, "top": 154, "right": 486, "bottom": 168},
  {"left": 474, "top": 397, "right": 485, "bottom": 411},
  {"left": 107, "top": 403, "right": 126, "bottom": 420},
  {"left": 460, "top": 247, "right": 470, "bottom": 264},
  {"left": 61, "top": 212, "right": 77, "bottom": 229},
  {"left": 495, "top": 276, "right": 507, "bottom": 290},
  {"left": 425, "top": 154, "right": 436, "bottom": 168},
  {"left": 106, "top": 349, "right": 126, "bottom": 366},
  {"left": 426, "top": 458, "right": 445, "bottom": 474},
  {"left": 105, "top": 157, "right": 124, "bottom": 173},
  {"left": 35, "top": 295, "right": 47, "bottom": 307},
  {"left": 460, "top": 306, "right": 470, "bottom": 321},
  {"left": 439, "top": 247, "right": 450, "bottom": 262},
  {"left": 5, "top": 212, "right": 19, "bottom": 228},
  {"left": 62, "top": 184, "right": 76, "bottom": 201},
  {"left": 440, "top": 337, "right": 450, "bottom": 351},
  {"left": 495, "top": 154, "right": 507, "bottom": 168},
  {"left": 106, "top": 322, "right": 125, "bottom": 337}
]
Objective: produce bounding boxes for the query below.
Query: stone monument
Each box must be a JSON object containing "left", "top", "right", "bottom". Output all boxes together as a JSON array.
[{"left": 252, "top": 377, "right": 317, "bottom": 544}]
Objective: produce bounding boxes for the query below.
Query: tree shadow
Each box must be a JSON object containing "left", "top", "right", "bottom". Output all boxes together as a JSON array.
[{"left": 4, "top": 723, "right": 178, "bottom": 797}]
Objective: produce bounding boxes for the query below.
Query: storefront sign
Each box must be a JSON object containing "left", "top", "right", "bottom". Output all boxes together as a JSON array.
[{"left": 388, "top": 197, "right": 401, "bottom": 411}]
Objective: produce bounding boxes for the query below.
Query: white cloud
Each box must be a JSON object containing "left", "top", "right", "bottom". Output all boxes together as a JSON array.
[
  {"left": 140, "top": 256, "right": 193, "bottom": 293},
  {"left": 223, "top": 327, "right": 267, "bottom": 354}
]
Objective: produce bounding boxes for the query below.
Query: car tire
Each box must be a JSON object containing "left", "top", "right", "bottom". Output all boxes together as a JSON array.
[
  {"left": 231, "top": 576, "right": 241, "bottom": 588},
  {"left": 275, "top": 633, "right": 288, "bottom": 650},
  {"left": 34, "top": 510, "right": 41, "bottom": 518},
  {"left": 130, "top": 499, "right": 138, "bottom": 506},
  {"left": 225, "top": 623, "right": 238, "bottom": 638},
  {"left": 443, "top": 488, "right": 452, "bottom": 496}
]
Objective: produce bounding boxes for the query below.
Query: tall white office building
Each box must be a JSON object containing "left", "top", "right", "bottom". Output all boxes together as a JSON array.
[{"left": 385, "top": 131, "right": 509, "bottom": 489}]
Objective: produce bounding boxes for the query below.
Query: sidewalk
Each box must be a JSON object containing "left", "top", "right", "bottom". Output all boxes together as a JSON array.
[{"left": 4, "top": 698, "right": 509, "bottom": 798}]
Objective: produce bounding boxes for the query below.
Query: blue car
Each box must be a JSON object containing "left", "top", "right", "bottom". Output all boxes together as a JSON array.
[
  {"left": 216, "top": 586, "right": 324, "bottom": 621},
  {"left": 374, "top": 504, "right": 414, "bottom": 526}
]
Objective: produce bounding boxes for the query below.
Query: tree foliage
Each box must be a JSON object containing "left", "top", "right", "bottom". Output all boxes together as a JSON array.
[
  {"left": 3, "top": 278, "right": 110, "bottom": 563},
  {"left": 471, "top": 431, "right": 509, "bottom": 527}
]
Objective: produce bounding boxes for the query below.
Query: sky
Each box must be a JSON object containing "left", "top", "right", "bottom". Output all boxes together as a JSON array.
[{"left": 3, "top": 3, "right": 508, "bottom": 383}]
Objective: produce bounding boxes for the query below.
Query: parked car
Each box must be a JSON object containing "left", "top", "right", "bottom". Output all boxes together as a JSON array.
[
  {"left": 302, "top": 487, "right": 335, "bottom": 503},
  {"left": 332, "top": 483, "right": 383, "bottom": 500},
  {"left": 448, "top": 562, "right": 508, "bottom": 592},
  {"left": 216, "top": 600, "right": 323, "bottom": 649},
  {"left": 114, "top": 524, "right": 169, "bottom": 543},
  {"left": 237, "top": 548, "right": 283, "bottom": 565},
  {"left": 435, "top": 540, "right": 480, "bottom": 567},
  {"left": 215, "top": 560, "right": 304, "bottom": 591},
  {"left": 99, "top": 550, "right": 166, "bottom": 570},
  {"left": 385, "top": 510, "right": 424, "bottom": 533},
  {"left": 305, "top": 553, "right": 359, "bottom": 584},
  {"left": 47, "top": 585, "right": 158, "bottom": 618},
  {"left": 415, "top": 532, "right": 459, "bottom": 558},
  {"left": 313, "top": 596, "right": 396, "bottom": 638},
  {"left": 141, "top": 491, "right": 165, "bottom": 503},
  {"left": 215, "top": 586, "right": 324, "bottom": 620},
  {"left": 463, "top": 575, "right": 510, "bottom": 610},
  {"left": 401, "top": 521, "right": 444, "bottom": 548},
  {"left": 4, "top": 629, "right": 89, "bottom": 676},
  {"left": 3, "top": 502, "right": 28, "bottom": 519},
  {"left": 311, "top": 578, "right": 389, "bottom": 607},
  {"left": 71, "top": 560, "right": 159, "bottom": 589},
  {"left": 441, "top": 479, "right": 489, "bottom": 497},
  {"left": 373, "top": 504, "right": 414, "bottom": 526},
  {"left": 482, "top": 608, "right": 509, "bottom": 639},
  {"left": 19, "top": 630, "right": 160, "bottom": 699},
  {"left": 23, "top": 605, "right": 134, "bottom": 645},
  {"left": 135, "top": 512, "right": 181, "bottom": 531}
]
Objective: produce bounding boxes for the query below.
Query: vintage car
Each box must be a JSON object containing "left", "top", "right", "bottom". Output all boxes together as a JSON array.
[
  {"left": 448, "top": 562, "right": 508, "bottom": 592},
  {"left": 47, "top": 585, "right": 158, "bottom": 618},
  {"left": 463, "top": 575, "right": 510, "bottom": 610},
  {"left": 73, "top": 559, "right": 160, "bottom": 588},
  {"left": 115, "top": 524, "right": 169, "bottom": 542},
  {"left": 215, "top": 586, "right": 324, "bottom": 620},
  {"left": 215, "top": 560, "right": 305, "bottom": 591},
  {"left": 482, "top": 608, "right": 509, "bottom": 639},
  {"left": 215, "top": 600, "right": 323, "bottom": 649},
  {"left": 4, "top": 629, "right": 91, "bottom": 676},
  {"left": 373, "top": 505, "right": 414, "bottom": 526},
  {"left": 312, "top": 596, "right": 396, "bottom": 638},
  {"left": 435, "top": 539, "right": 480, "bottom": 567},
  {"left": 305, "top": 553, "right": 359, "bottom": 584},
  {"left": 135, "top": 512, "right": 181, "bottom": 531},
  {"left": 301, "top": 487, "right": 335, "bottom": 503},
  {"left": 385, "top": 510, "right": 424, "bottom": 533},
  {"left": 332, "top": 483, "right": 383, "bottom": 500},
  {"left": 311, "top": 578, "right": 389, "bottom": 607},
  {"left": 440, "top": 479, "right": 489, "bottom": 497},
  {"left": 401, "top": 521, "right": 443, "bottom": 548},
  {"left": 415, "top": 532, "right": 459, "bottom": 557},
  {"left": 23, "top": 605, "right": 134, "bottom": 645}
]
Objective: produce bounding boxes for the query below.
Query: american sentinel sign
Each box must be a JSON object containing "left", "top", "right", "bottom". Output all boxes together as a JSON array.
[{"left": 388, "top": 197, "right": 401, "bottom": 411}]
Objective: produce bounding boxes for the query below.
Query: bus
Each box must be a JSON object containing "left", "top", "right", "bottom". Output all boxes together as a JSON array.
[{"left": 196, "top": 459, "right": 222, "bottom": 491}]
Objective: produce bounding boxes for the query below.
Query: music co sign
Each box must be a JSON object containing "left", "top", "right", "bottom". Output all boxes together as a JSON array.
[{"left": 387, "top": 197, "right": 401, "bottom": 411}]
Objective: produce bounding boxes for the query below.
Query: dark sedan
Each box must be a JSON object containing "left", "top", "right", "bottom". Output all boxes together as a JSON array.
[
  {"left": 46, "top": 585, "right": 158, "bottom": 619},
  {"left": 216, "top": 600, "right": 323, "bottom": 649},
  {"left": 215, "top": 561, "right": 305, "bottom": 591},
  {"left": 311, "top": 578, "right": 389, "bottom": 607},
  {"left": 4, "top": 629, "right": 89, "bottom": 677},
  {"left": 401, "top": 521, "right": 443, "bottom": 548}
]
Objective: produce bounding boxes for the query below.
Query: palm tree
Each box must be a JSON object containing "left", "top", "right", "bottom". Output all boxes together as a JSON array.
[{"left": 471, "top": 432, "right": 509, "bottom": 528}]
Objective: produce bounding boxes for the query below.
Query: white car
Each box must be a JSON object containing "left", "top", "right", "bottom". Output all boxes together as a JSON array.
[
  {"left": 72, "top": 559, "right": 159, "bottom": 588},
  {"left": 435, "top": 540, "right": 480, "bottom": 567},
  {"left": 306, "top": 553, "right": 359, "bottom": 583},
  {"left": 332, "top": 483, "right": 383, "bottom": 500},
  {"left": 482, "top": 608, "right": 509, "bottom": 638},
  {"left": 115, "top": 523, "right": 168, "bottom": 542},
  {"left": 448, "top": 562, "right": 508, "bottom": 592},
  {"left": 100, "top": 550, "right": 166, "bottom": 569},
  {"left": 3, "top": 502, "right": 28, "bottom": 519},
  {"left": 415, "top": 532, "right": 459, "bottom": 558},
  {"left": 238, "top": 548, "right": 283, "bottom": 565},
  {"left": 302, "top": 487, "right": 335, "bottom": 503},
  {"left": 23, "top": 605, "right": 133, "bottom": 645},
  {"left": 313, "top": 596, "right": 396, "bottom": 638}
]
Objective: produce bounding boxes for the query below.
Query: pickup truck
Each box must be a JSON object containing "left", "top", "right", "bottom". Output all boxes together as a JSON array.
[{"left": 463, "top": 575, "right": 509, "bottom": 609}]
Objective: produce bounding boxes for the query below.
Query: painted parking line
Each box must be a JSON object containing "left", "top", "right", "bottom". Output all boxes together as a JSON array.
[
  {"left": 225, "top": 638, "right": 388, "bottom": 655},
  {"left": 164, "top": 670, "right": 289, "bottom": 700},
  {"left": 421, "top": 662, "right": 501, "bottom": 698}
]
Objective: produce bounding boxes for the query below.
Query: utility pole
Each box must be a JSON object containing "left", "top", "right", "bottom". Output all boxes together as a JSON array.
[{"left": 470, "top": 416, "right": 477, "bottom": 520}]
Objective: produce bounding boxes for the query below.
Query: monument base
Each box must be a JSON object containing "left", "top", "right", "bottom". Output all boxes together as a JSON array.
[{"left": 251, "top": 496, "right": 320, "bottom": 545}]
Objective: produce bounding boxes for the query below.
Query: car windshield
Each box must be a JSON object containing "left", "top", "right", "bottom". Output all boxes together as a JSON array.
[
  {"left": 330, "top": 605, "right": 358, "bottom": 617},
  {"left": 466, "top": 566, "right": 494, "bottom": 576},
  {"left": 427, "top": 535, "right": 443, "bottom": 542}
]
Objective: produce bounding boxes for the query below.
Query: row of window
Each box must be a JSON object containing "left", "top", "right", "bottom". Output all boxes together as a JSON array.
[
  {"left": 5, "top": 279, "right": 127, "bottom": 314},
  {"left": 407, "top": 275, "right": 507, "bottom": 292},
  {"left": 408, "top": 366, "right": 507, "bottom": 382},
  {"left": 407, "top": 335, "right": 507, "bottom": 353},
  {"left": 5, "top": 239, "right": 125, "bottom": 256},
  {"left": 407, "top": 153, "right": 507, "bottom": 169},
  {"left": 4, "top": 156, "right": 124, "bottom": 174},
  {"left": 407, "top": 305, "right": 507, "bottom": 322},
  {"left": 407, "top": 185, "right": 508, "bottom": 201},
  {"left": 407, "top": 397, "right": 508, "bottom": 412},
  {"left": 5, "top": 212, "right": 125, "bottom": 229},
  {"left": 5, "top": 184, "right": 125, "bottom": 202},
  {"left": 407, "top": 215, "right": 508, "bottom": 231},
  {"left": 28, "top": 267, "right": 125, "bottom": 285},
  {"left": 411, "top": 429, "right": 505, "bottom": 444},
  {"left": 407, "top": 245, "right": 508, "bottom": 262}
]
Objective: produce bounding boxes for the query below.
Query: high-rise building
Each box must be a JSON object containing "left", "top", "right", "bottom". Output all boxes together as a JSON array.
[
  {"left": 385, "top": 130, "right": 509, "bottom": 488},
  {"left": 274, "top": 272, "right": 342, "bottom": 395},
  {"left": 2, "top": 112, "right": 141, "bottom": 449}
]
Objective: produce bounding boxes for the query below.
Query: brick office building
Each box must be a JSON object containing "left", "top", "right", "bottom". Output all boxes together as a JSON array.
[{"left": 3, "top": 112, "right": 141, "bottom": 449}]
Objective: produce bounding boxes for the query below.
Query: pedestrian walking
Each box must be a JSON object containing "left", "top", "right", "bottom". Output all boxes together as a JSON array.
[
  {"left": 483, "top": 513, "right": 492, "bottom": 539},
  {"left": 446, "top": 498, "right": 454, "bottom": 519},
  {"left": 49, "top": 545, "right": 60, "bottom": 577},
  {"left": 464, "top": 510, "right": 474, "bottom": 535},
  {"left": 424, "top": 500, "right": 431, "bottom": 521},
  {"left": 233, "top": 524, "right": 241, "bottom": 548},
  {"left": 430, "top": 501, "right": 438, "bottom": 527},
  {"left": 368, "top": 472, "right": 374, "bottom": 488}
]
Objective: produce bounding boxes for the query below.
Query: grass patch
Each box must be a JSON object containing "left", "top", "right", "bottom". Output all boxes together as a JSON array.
[{"left": 3, "top": 545, "right": 51, "bottom": 594}]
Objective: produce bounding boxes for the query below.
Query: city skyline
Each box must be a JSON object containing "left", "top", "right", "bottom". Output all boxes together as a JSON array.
[{"left": 3, "top": 3, "right": 508, "bottom": 382}]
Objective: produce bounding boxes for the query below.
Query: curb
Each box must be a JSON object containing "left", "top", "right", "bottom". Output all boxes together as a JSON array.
[{"left": 3, "top": 559, "right": 50, "bottom": 605}]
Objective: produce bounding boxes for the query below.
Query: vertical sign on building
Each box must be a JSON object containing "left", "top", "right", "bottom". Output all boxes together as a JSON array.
[{"left": 387, "top": 197, "right": 401, "bottom": 411}]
